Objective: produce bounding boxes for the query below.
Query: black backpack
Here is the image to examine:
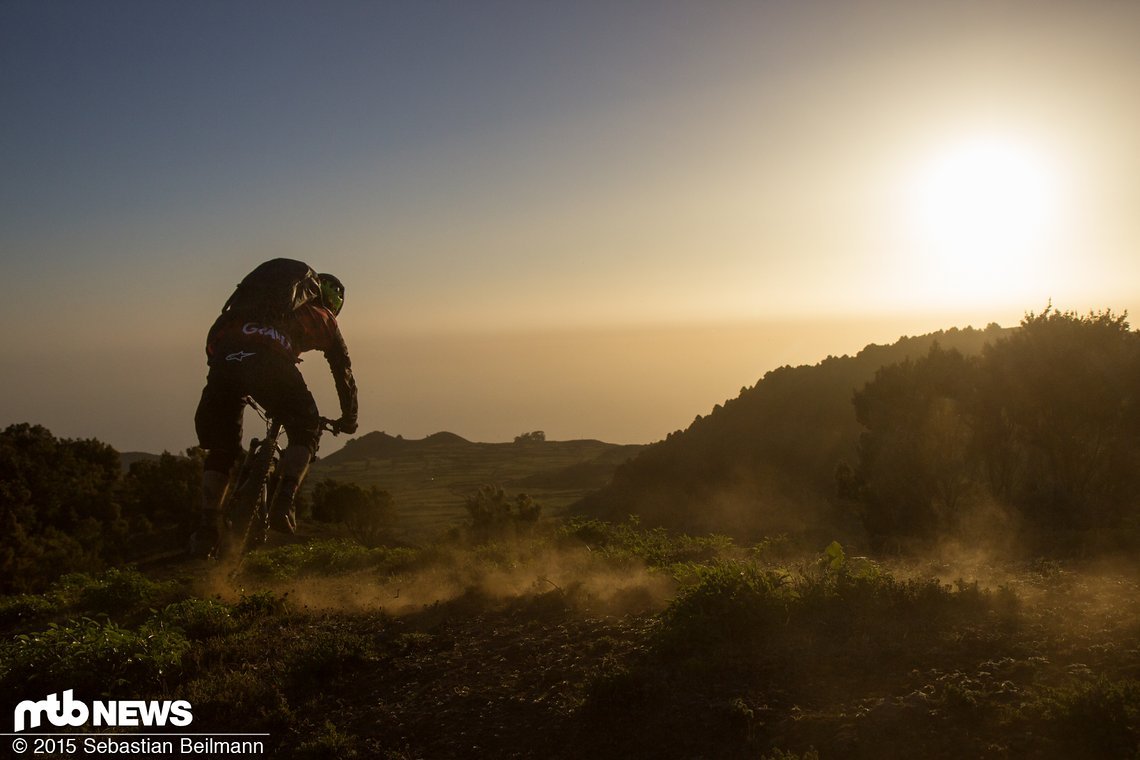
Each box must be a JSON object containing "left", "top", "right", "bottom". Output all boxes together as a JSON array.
[{"left": 221, "top": 259, "right": 322, "bottom": 319}]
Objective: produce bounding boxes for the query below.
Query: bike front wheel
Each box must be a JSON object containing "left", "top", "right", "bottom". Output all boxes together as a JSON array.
[{"left": 222, "top": 444, "right": 275, "bottom": 559}]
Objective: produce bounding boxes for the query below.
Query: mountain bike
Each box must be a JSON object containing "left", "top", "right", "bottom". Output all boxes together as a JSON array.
[{"left": 212, "top": 396, "right": 337, "bottom": 561}]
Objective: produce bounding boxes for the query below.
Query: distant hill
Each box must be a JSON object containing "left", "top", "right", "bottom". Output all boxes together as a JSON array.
[
  {"left": 312, "top": 431, "right": 645, "bottom": 537},
  {"left": 574, "top": 324, "right": 1012, "bottom": 542},
  {"left": 119, "top": 451, "right": 161, "bottom": 472}
]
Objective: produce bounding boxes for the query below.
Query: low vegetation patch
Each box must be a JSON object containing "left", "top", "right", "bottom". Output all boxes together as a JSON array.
[
  {"left": 0, "top": 523, "right": 1137, "bottom": 758},
  {"left": 237, "top": 539, "right": 420, "bottom": 581},
  {"left": 558, "top": 516, "right": 734, "bottom": 569}
]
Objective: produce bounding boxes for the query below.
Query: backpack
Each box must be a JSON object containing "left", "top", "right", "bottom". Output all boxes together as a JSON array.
[{"left": 220, "top": 258, "right": 322, "bottom": 319}]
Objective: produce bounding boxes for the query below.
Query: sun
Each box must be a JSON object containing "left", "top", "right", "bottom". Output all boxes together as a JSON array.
[{"left": 907, "top": 134, "right": 1061, "bottom": 296}]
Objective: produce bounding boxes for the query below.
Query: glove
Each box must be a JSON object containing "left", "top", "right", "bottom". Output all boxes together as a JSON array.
[{"left": 334, "top": 417, "right": 358, "bottom": 435}]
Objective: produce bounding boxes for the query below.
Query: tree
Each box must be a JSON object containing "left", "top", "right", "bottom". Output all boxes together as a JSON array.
[
  {"left": 514, "top": 431, "right": 546, "bottom": 444},
  {"left": 310, "top": 479, "right": 396, "bottom": 548},
  {"left": 976, "top": 307, "right": 1140, "bottom": 534},
  {"left": 120, "top": 449, "right": 204, "bottom": 540},
  {"left": 847, "top": 307, "right": 1140, "bottom": 552},
  {"left": 0, "top": 424, "right": 124, "bottom": 592},
  {"left": 850, "top": 344, "right": 980, "bottom": 547},
  {"left": 464, "top": 484, "right": 541, "bottom": 542}
]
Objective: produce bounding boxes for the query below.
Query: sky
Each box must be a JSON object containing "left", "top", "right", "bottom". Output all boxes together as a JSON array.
[{"left": 2, "top": 0, "right": 1139, "bottom": 453}]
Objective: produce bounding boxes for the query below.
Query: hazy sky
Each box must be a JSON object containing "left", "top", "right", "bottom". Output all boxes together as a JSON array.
[{"left": 3, "top": 0, "right": 1139, "bottom": 452}]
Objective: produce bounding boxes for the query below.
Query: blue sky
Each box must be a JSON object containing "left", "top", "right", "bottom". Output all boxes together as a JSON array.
[{"left": 3, "top": 0, "right": 1139, "bottom": 451}]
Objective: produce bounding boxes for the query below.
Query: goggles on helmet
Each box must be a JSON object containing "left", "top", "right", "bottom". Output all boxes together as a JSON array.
[{"left": 319, "top": 274, "right": 345, "bottom": 316}]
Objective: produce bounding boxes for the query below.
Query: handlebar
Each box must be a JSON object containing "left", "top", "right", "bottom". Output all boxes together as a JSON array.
[{"left": 241, "top": 396, "right": 343, "bottom": 436}]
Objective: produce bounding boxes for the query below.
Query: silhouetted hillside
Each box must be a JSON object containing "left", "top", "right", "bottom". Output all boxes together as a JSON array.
[
  {"left": 319, "top": 430, "right": 472, "bottom": 463},
  {"left": 575, "top": 324, "right": 1011, "bottom": 541},
  {"left": 119, "top": 451, "right": 161, "bottom": 472}
]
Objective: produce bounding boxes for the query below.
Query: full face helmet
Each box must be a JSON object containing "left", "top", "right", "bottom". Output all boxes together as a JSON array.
[{"left": 318, "top": 273, "right": 345, "bottom": 316}]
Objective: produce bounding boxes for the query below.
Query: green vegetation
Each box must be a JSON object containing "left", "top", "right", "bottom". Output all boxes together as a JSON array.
[
  {"left": 310, "top": 478, "right": 397, "bottom": 548},
  {"left": 464, "top": 483, "right": 541, "bottom": 542},
  {"left": 3, "top": 617, "right": 189, "bottom": 699},
  {"left": 558, "top": 515, "right": 733, "bottom": 569},
  {"left": 0, "top": 426, "right": 203, "bottom": 593},
  {"left": 849, "top": 307, "right": 1140, "bottom": 553},
  {"left": 3, "top": 311, "right": 1140, "bottom": 756},
  {"left": 0, "top": 424, "right": 128, "bottom": 592},
  {"left": 0, "top": 521, "right": 1137, "bottom": 757},
  {"left": 238, "top": 539, "right": 418, "bottom": 582}
]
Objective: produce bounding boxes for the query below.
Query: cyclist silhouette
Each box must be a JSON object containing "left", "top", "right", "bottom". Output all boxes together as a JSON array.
[{"left": 193, "top": 262, "right": 358, "bottom": 553}]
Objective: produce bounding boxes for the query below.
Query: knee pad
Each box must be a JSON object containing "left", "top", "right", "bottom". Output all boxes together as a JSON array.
[{"left": 283, "top": 425, "right": 320, "bottom": 457}]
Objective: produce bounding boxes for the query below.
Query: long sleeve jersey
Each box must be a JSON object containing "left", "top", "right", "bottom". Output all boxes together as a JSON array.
[{"left": 205, "top": 303, "right": 358, "bottom": 423}]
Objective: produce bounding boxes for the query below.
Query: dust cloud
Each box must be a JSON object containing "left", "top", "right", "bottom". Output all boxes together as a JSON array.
[{"left": 195, "top": 543, "right": 677, "bottom": 620}]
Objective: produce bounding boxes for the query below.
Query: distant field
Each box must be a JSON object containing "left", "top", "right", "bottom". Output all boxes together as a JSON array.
[{"left": 308, "top": 431, "right": 644, "bottom": 538}]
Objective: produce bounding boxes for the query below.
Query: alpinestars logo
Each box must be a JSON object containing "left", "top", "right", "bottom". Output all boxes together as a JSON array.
[{"left": 13, "top": 690, "right": 193, "bottom": 732}]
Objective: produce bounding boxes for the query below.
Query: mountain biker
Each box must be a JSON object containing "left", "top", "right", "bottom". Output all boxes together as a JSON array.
[{"left": 192, "top": 266, "right": 358, "bottom": 555}]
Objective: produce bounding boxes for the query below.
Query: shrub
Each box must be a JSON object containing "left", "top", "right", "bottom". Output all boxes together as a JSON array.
[
  {"left": 0, "top": 593, "right": 58, "bottom": 630},
  {"left": 1036, "top": 678, "right": 1140, "bottom": 757},
  {"left": 310, "top": 479, "right": 396, "bottom": 547},
  {"left": 0, "top": 617, "right": 189, "bottom": 699},
  {"left": 558, "top": 517, "right": 733, "bottom": 569},
  {"left": 656, "top": 543, "right": 1011, "bottom": 665},
  {"left": 238, "top": 540, "right": 418, "bottom": 581},
  {"left": 0, "top": 424, "right": 123, "bottom": 593},
  {"left": 177, "top": 669, "right": 292, "bottom": 733},
  {"left": 157, "top": 598, "right": 239, "bottom": 638},
  {"left": 282, "top": 627, "right": 375, "bottom": 689},
  {"left": 51, "top": 567, "right": 181, "bottom": 619},
  {"left": 293, "top": 721, "right": 361, "bottom": 759},
  {"left": 464, "top": 484, "right": 540, "bottom": 542},
  {"left": 657, "top": 559, "right": 793, "bottom": 653},
  {"left": 234, "top": 590, "right": 290, "bottom": 618}
]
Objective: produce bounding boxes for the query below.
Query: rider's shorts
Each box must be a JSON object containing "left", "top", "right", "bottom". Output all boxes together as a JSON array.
[{"left": 195, "top": 353, "right": 322, "bottom": 468}]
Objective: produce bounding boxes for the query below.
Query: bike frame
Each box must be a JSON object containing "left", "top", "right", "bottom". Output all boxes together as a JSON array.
[
  {"left": 219, "top": 396, "right": 336, "bottom": 560},
  {"left": 224, "top": 398, "right": 284, "bottom": 557}
]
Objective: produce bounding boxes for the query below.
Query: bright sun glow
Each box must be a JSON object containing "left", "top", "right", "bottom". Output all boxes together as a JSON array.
[{"left": 907, "top": 134, "right": 1062, "bottom": 300}]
